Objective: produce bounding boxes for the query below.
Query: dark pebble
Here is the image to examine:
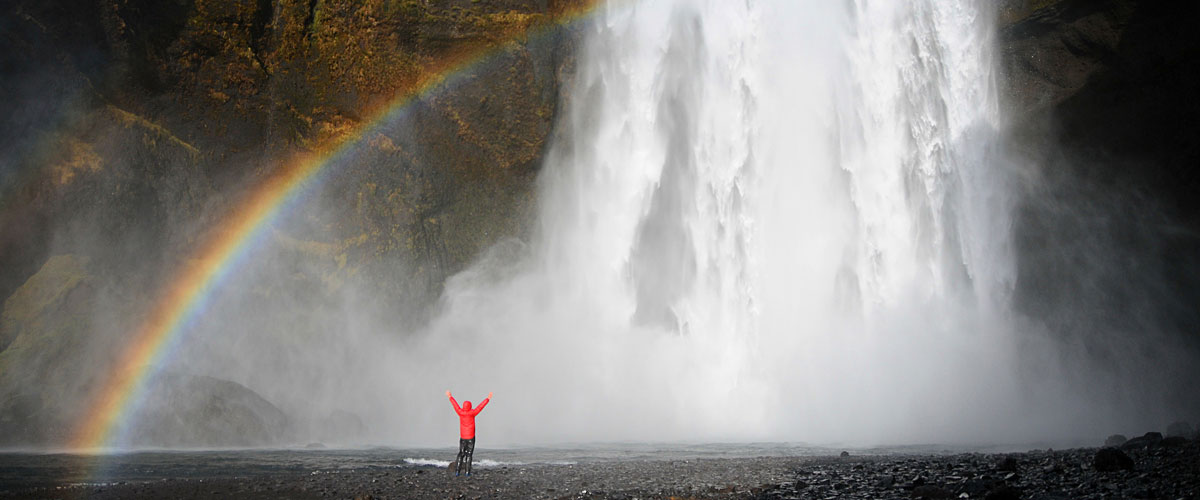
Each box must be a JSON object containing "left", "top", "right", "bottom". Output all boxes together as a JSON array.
[
  {"left": 984, "top": 485, "right": 1021, "bottom": 500},
  {"left": 997, "top": 456, "right": 1019, "bottom": 472},
  {"left": 1093, "top": 447, "right": 1134, "bottom": 472},
  {"left": 911, "top": 485, "right": 953, "bottom": 498}
]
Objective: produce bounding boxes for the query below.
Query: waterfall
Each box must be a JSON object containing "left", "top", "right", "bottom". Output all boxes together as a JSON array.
[{"left": 389, "top": 0, "right": 1094, "bottom": 446}]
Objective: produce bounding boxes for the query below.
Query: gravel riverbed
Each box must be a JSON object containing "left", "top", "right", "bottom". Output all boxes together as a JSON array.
[{"left": 2, "top": 438, "right": 1196, "bottom": 499}]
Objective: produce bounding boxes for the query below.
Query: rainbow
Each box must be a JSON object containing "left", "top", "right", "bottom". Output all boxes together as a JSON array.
[{"left": 70, "top": 1, "right": 608, "bottom": 451}]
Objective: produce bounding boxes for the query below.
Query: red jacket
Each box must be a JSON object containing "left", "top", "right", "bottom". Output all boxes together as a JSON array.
[{"left": 449, "top": 395, "right": 489, "bottom": 439}]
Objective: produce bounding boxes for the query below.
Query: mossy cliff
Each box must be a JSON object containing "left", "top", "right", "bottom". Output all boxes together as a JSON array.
[
  {"left": 0, "top": 0, "right": 587, "bottom": 319},
  {"left": 0, "top": 0, "right": 586, "bottom": 446}
]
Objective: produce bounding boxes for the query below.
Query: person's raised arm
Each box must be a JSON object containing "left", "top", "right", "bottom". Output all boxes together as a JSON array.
[
  {"left": 470, "top": 392, "right": 492, "bottom": 415},
  {"left": 447, "top": 390, "right": 461, "bottom": 411}
]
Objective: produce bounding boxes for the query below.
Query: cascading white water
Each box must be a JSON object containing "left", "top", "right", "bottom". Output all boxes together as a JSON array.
[{"left": 376, "top": 0, "right": 1081, "bottom": 446}]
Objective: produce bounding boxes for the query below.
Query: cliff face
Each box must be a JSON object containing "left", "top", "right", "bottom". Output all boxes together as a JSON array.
[
  {"left": 1000, "top": 1, "right": 1200, "bottom": 347},
  {"left": 0, "top": 0, "right": 585, "bottom": 320},
  {"left": 0, "top": 0, "right": 585, "bottom": 446},
  {"left": 1001, "top": 0, "right": 1199, "bottom": 205}
]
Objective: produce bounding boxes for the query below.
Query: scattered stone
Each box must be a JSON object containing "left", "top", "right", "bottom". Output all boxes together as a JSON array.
[
  {"left": 961, "top": 479, "right": 993, "bottom": 497},
  {"left": 1104, "top": 434, "right": 1128, "bottom": 447},
  {"left": 4, "top": 439, "right": 1198, "bottom": 500},
  {"left": 912, "top": 485, "right": 954, "bottom": 499},
  {"left": 1093, "top": 447, "right": 1134, "bottom": 472},
  {"left": 983, "top": 485, "right": 1021, "bottom": 500},
  {"left": 996, "top": 456, "right": 1019, "bottom": 472}
]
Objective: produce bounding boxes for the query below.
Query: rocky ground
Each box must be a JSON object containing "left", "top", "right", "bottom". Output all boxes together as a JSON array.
[
  {"left": 2, "top": 436, "right": 1196, "bottom": 499},
  {"left": 755, "top": 435, "right": 1199, "bottom": 500}
]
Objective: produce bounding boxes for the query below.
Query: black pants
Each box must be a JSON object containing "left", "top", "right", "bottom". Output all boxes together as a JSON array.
[{"left": 455, "top": 438, "right": 475, "bottom": 475}]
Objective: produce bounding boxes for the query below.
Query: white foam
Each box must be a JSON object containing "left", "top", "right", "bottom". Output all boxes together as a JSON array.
[
  {"left": 474, "top": 459, "right": 520, "bottom": 468},
  {"left": 401, "top": 457, "right": 520, "bottom": 468},
  {"left": 401, "top": 457, "right": 450, "bottom": 467}
]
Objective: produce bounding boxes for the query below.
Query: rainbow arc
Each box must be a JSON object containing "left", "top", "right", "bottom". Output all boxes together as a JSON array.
[{"left": 70, "top": 1, "right": 607, "bottom": 451}]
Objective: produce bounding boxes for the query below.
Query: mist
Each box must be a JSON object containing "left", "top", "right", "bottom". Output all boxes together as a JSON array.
[
  {"left": 364, "top": 0, "right": 1196, "bottom": 447},
  {"left": 3, "top": 0, "right": 1199, "bottom": 451},
  {"left": 261, "top": 0, "right": 1191, "bottom": 447}
]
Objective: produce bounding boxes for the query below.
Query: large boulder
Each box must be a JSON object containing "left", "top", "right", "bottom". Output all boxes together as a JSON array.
[
  {"left": 128, "top": 372, "right": 291, "bottom": 448},
  {"left": 1120, "top": 431, "right": 1163, "bottom": 450},
  {"left": 1104, "top": 434, "right": 1128, "bottom": 447}
]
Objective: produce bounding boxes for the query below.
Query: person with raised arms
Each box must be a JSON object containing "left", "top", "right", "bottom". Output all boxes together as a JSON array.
[{"left": 446, "top": 390, "right": 491, "bottom": 477}]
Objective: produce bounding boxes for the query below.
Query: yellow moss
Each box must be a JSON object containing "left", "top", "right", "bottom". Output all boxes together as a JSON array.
[
  {"left": 105, "top": 105, "right": 201, "bottom": 158},
  {"left": 471, "top": 11, "right": 542, "bottom": 40},
  {"left": 209, "top": 90, "right": 231, "bottom": 103},
  {"left": 311, "top": 0, "right": 326, "bottom": 32},
  {"left": 49, "top": 139, "right": 102, "bottom": 186},
  {"left": 441, "top": 105, "right": 509, "bottom": 170},
  {"left": 368, "top": 133, "right": 402, "bottom": 153},
  {"left": 308, "top": 115, "right": 358, "bottom": 148}
]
